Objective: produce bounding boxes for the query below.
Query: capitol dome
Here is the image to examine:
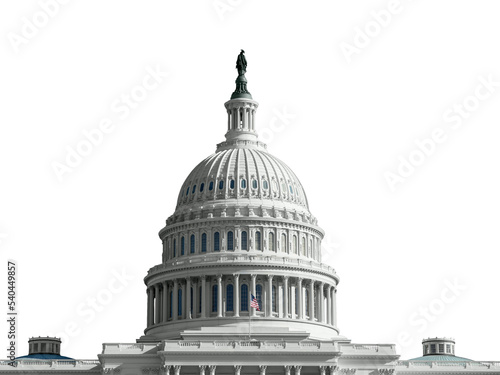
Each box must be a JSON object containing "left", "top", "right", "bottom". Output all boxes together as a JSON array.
[{"left": 142, "top": 52, "right": 340, "bottom": 343}]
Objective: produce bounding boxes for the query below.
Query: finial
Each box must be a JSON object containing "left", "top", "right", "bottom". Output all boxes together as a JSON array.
[{"left": 231, "top": 50, "right": 252, "bottom": 99}]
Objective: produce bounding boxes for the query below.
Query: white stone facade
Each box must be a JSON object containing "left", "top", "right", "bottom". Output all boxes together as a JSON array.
[{"left": 1, "top": 63, "right": 498, "bottom": 375}]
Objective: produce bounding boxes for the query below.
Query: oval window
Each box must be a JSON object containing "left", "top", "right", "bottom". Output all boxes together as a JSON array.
[
  {"left": 230, "top": 179, "right": 235, "bottom": 189},
  {"left": 200, "top": 183, "right": 204, "bottom": 192},
  {"left": 252, "top": 179, "right": 258, "bottom": 189},
  {"left": 241, "top": 179, "right": 246, "bottom": 189},
  {"left": 272, "top": 180, "right": 278, "bottom": 192},
  {"left": 263, "top": 180, "right": 269, "bottom": 190},
  {"left": 219, "top": 180, "right": 224, "bottom": 190},
  {"left": 209, "top": 181, "right": 214, "bottom": 191},
  {"left": 186, "top": 187, "right": 190, "bottom": 196},
  {"left": 289, "top": 185, "right": 293, "bottom": 194},
  {"left": 192, "top": 185, "right": 197, "bottom": 194}
]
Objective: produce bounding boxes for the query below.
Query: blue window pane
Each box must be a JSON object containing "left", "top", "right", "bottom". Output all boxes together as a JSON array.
[
  {"left": 241, "top": 231, "right": 248, "bottom": 250},
  {"left": 255, "top": 231, "right": 261, "bottom": 250},
  {"left": 201, "top": 233, "right": 207, "bottom": 252},
  {"left": 200, "top": 183, "right": 204, "bottom": 192},
  {"left": 214, "top": 232, "right": 220, "bottom": 252},
  {"left": 252, "top": 179, "right": 258, "bottom": 189},
  {"left": 186, "top": 187, "right": 190, "bottom": 195},
  {"left": 181, "top": 237, "right": 185, "bottom": 255},
  {"left": 256, "top": 284, "right": 263, "bottom": 309},
  {"left": 227, "top": 284, "right": 234, "bottom": 312},
  {"left": 227, "top": 231, "right": 234, "bottom": 250},
  {"left": 173, "top": 239, "right": 177, "bottom": 257},
  {"left": 209, "top": 181, "right": 214, "bottom": 191},
  {"left": 192, "top": 185, "right": 196, "bottom": 194},
  {"left": 230, "top": 179, "right": 235, "bottom": 189},
  {"left": 241, "top": 284, "right": 248, "bottom": 311},
  {"left": 263, "top": 180, "right": 269, "bottom": 190},
  {"left": 178, "top": 289, "right": 182, "bottom": 316},
  {"left": 241, "top": 179, "right": 246, "bottom": 189},
  {"left": 219, "top": 180, "right": 224, "bottom": 190},
  {"left": 289, "top": 185, "right": 293, "bottom": 194},
  {"left": 190, "top": 234, "right": 195, "bottom": 254},
  {"left": 212, "top": 285, "right": 218, "bottom": 312}
]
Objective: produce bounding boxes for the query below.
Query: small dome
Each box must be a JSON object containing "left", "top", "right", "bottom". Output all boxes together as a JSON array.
[{"left": 175, "top": 147, "right": 309, "bottom": 212}]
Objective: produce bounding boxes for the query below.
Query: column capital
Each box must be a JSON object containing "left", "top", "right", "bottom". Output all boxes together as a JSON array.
[
  {"left": 233, "top": 273, "right": 240, "bottom": 279},
  {"left": 234, "top": 365, "right": 242, "bottom": 375},
  {"left": 217, "top": 274, "right": 223, "bottom": 282},
  {"left": 283, "top": 275, "right": 289, "bottom": 281},
  {"left": 199, "top": 365, "right": 207, "bottom": 375},
  {"left": 200, "top": 275, "right": 206, "bottom": 281},
  {"left": 267, "top": 274, "right": 274, "bottom": 280},
  {"left": 259, "top": 365, "right": 267, "bottom": 375}
]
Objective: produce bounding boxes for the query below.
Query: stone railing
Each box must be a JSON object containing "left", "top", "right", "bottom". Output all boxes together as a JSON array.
[
  {"left": 162, "top": 340, "right": 336, "bottom": 352},
  {"left": 102, "top": 342, "right": 160, "bottom": 354},
  {"left": 396, "top": 361, "right": 500, "bottom": 369},
  {"left": 0, "top": 359, "right": 100, "bottom": 369},
  {"left": 148, "top": 254, "right": 336, "bottom": 276}
]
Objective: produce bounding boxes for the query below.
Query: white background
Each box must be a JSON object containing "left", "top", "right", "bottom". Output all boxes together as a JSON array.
[{"left": 1, "top": 0, "right": 499, "bottom": 361}]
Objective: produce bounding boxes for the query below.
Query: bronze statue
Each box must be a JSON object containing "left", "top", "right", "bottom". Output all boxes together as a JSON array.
[{"left": 236, "top": 49, "right": 247, "bottom": 76}]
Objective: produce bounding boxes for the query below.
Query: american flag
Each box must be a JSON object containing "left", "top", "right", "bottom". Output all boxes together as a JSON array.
[{"left": 250, "top": 294, "right": 260, "bottom": 311}]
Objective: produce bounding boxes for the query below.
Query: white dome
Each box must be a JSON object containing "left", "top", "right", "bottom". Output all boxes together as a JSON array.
[{"left": 175, "top": 147, "right": 309, "bottom": 213}]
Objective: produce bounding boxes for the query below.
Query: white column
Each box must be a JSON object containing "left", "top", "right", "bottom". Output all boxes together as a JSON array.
[
  {"left": 333, "top": 287, "right": 337, "bottom": 327},
  {"left": 267, "top": 275, "right": 273, "bottom": 317},
  {"left": 320, "top": 282, "right": 325, "bottom": 323},
  {"left": 155, "top": 284, "right": 161, "bottom": 324},
  {"left": 234, "top": 274, "right": 240, "bottom": 317},
  {"left": 251, "top": 274, "right": 257, "bottom": 317},
  {"left": 162, "top": 281, "right": 168, "bottom": 323},
  {"left": 217, "top": 275, "right": 223, "bottom": 317},
  {"left": 309, "top": 281, "right": 315, "bottom": 321},
  {"left": 186, "top": 277, "right": 192, "bottom": 319},
  {"left": 201, "top": 276, "right": 206, "bottom": 318},
  {"left": 327, "top": 287, "right": 331, "bottom": 325},
  {"left": 147, "top": 287, "right": 154, "bottom": 327},
  {"left": 297, "top": 278, "right": 303, "bottom": 320},
  {"left": 283, "top": 276, "right": 289, "bottom": 319},
  {"left": 173, "top": 279, "right": 178, "bottom": 321}
]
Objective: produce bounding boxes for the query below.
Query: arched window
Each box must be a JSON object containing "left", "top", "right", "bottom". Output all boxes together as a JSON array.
[
  {"left": 178, "top": 289, "right": 182, "bottom": 316},
  {"left": 212, "top": 285, "right": 218, "bottom": 312},
  {"left": 181, "top": 237, "right": 185, "bottom": 255},
  {"left": 214, "top": 232, "right": 220, "bottom": 252},
  {"left": 226, "top": 284, "right": 234, "bottom": 312},
  {"left": 227, "top": 231, "right": 234, "bottom": 251},
  {"left": 263, "top": 180, "right": 269, "bottom": 190},
  {"left": 241, "top": 231, "right": 248, "bottom": 250},
  {"left": 190, "top": 234, "right": 195, "bottom": 254},
  {"left": 230, "top": 179, "right": 235, "bottom": 189},
  {"left": 173, "top": 239, "right": 177, "bottom": 257},
  {"left": 190, "top": 287, "right": 193, "bottom": 315},
  {"left": 255, "top": 231, "right": 262, "bottom": 250},
  {"left": 293, "top": 235, "right": 298, "bottom": 254},
  {"left": 200, "top": 183, "right": 204, "bottom": 192},
  {"left": 252, "top": 179, "right": 258, "bottom": 189},
  {"left": 241, "top": 284, "right": 249, "bottom": 311},
  {"left": 209, "top": 181, "right": 214, "bottom": 191},
  {"left": 219, "top": 180, "right": 224, "bottom": 190},
  {"left": 201, "top": 233, "right": 207, "bottom": 252},
  {"left": 268, "top": 232, "right": 274, "bottom": 252},
  {"left": 192, "top": 185, "right": 196, "bottom": 194},
  {"left": 305, "top": 289, "right": 309, "bottom": 317},
  {"left": 241, "top": 179, "right": 246, "bottom": 189},
  {"left": 169, "top": 291, "right": 173, "bottom": 318},
  {"left": 301, "top": 238, "right": 306, "bottom": 256},
  {"left": 281, "top": 233, "right": 287, "bottom": 252},
  {"left": 256, "top": 284, "right": 263, "bottom": 309},
  {"left": 272, "top": 285, "right": 277, "bottom": 312}
]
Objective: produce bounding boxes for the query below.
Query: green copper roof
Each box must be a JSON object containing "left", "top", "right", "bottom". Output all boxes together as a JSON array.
[{"left": 408, "top": 355, "right": 473, "bottom": 362}]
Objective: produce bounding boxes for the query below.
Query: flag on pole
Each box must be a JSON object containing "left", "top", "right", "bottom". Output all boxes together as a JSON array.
[{"left": 250, "top": 294, "right": 260, "bottom": 311}]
